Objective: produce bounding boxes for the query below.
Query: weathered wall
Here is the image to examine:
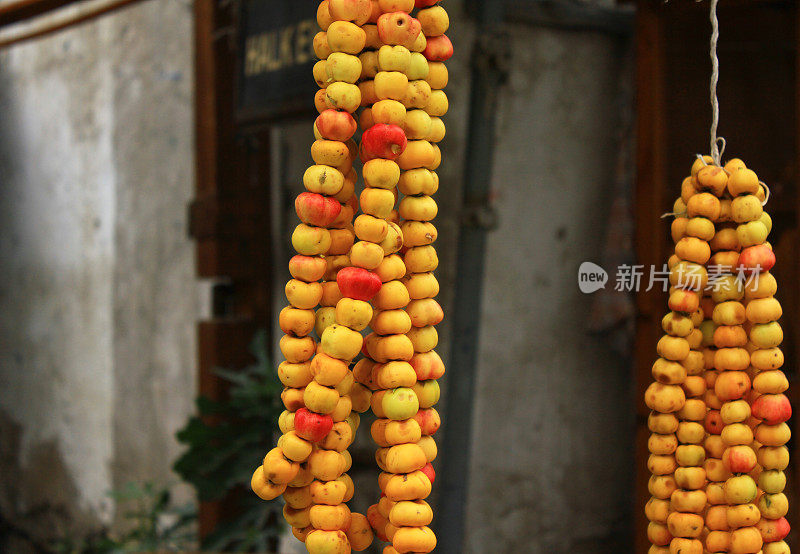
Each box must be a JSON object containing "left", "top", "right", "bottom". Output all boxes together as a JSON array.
[
  {"left": 0, "top": 0, "right": 196, "bottom": 547},
  {"left": 462, "top": 25, "right": 635, "bottom": 553}
]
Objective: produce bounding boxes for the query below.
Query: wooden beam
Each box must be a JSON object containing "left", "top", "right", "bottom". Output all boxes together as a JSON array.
[
  {"left": 634, "top": 1, "right": 668, "bottom": 552},
  {"left": 0, "top": 0, "right": 147, "bottom": 49},
  {"left": 0, "top": 0, "right": 80, "bottom": 27},
  {"left": 792, "top": 4, "right": 800, "bottom": 542},
  {"left": 197, "top": 319, "right": 258, "bottom": 539},
  {"left": 192, "top": 0, "right": 275, "bottom": 540},
  {"left": 194, "top": 0, "right": 218, "bottom": 198}
]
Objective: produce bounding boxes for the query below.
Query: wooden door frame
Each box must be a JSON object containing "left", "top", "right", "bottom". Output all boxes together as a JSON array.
[
  {"left": 192, "top": 0, "right": 274, "bottom": 537},
  {"left": 634, "top": 3, "right": 668, "bottom": 551}
]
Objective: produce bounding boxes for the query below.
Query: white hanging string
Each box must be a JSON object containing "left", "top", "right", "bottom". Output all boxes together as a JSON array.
[
  {"left": 665, "top": 0, "right": 770, "bottom": 215},
  {"left": 760, "top": 181, "right": 771, "bottom": 206},
  {"left": 709, "top": 0, "right": 721, "bottom": 165}
]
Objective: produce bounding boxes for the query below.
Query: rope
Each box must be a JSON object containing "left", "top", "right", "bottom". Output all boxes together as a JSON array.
[
  {"left": 689, "top": 2, "right": 772, "bottom": 208},
  {"left": 760, "top": 181, "right": 771, "bottom": 206},
  {"left": 709, "top": 0, "right": 721, "bottom": 165}
]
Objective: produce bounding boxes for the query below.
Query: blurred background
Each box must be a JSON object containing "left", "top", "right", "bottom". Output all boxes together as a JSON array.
[{"left": 0, "top": 0, "right": 796, "bottom": 552}]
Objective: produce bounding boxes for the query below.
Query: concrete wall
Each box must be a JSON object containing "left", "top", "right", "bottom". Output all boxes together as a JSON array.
[
  {"left": 0, "top": 0, "right": 197, "bottom": 548},
  {"left": 462, "top": 24, "right": 635, "bottom": 553}
]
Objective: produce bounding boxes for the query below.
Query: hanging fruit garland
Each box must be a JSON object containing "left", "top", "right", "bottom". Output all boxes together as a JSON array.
[
  {"left": 643, "top": 1, "right": 790, "bottom": 552},
  {"left": 644, "top": 179, "right": 710, "bottom": 553},
  {"left": 733, "top": 173, "right": 791, "bottom": 552},
  {"left": 355, "top": 1, "right": 438, "bottom": 552},
  {"left": 705, "top": 165, "right": 759, "bottom": 554},
  {"left": 377, "top": 1, "right": 451, "bottom": 553},
  {"left": 668, "top": 166, "right": 719, "bottom": 554},
  {"left": 250, "top": 1, "right": 451, "bottom": 553},
  {"left": 252, "top": 1, "right": 375, "bottom": 552},
  {"left": 646, "top": 159, "right": 787, "bottom": 554},
  {"left": 698, "top": 158, "right": 736, "bottom": 554}
]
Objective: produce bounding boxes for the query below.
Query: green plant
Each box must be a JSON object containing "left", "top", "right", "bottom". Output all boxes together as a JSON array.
[
  {"left": 53, "top": 482, "right": 195, "bottom": 553},
  {"left": 174, "top": 330, "right": 284, "bottom": 552}
]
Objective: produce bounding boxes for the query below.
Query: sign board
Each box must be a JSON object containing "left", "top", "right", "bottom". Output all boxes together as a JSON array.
[{"left": 237, "top": 0, "right": 319, "bottom": 121}]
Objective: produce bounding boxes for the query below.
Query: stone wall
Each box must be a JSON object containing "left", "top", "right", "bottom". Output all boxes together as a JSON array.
[
  {"left": 464, "top": 24, "right": 635, "bottom": 552},
  {"left": 0, "top": 1, "right": 197, "bottom": 548}
]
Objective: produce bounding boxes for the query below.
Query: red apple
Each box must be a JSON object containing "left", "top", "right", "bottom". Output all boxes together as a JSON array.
[
  {"left": 409, "top": 351, "right": 445, "bottom": 381},
  {"left": 757, "top": 516, "right": 790, "bottom": 543},
  {"left": 415, "top": 0, "right": 441, "bottom": 7},
  {"left": 723, "top": 445, "right": 757, "bottom": 474},
  {"left": 360, "top": 124, "right": 407, "bottom": 162},
  {"left": 704, "top": 410, "right": 724, "bottom": 435},
  {"left": 289, "top": 255, "right": 327, "bottom": 282},
  {"left": 420, "top": 462, "right": 435, "bottom": 484},
  {"left": 377, "top": 12, "right": 422, "bottom": 49},
  {"left": 413, "top": 407, "right": 441, "bottom": 436},
  {"left": 294, "top": 408, "right": 334, "bottom": 443},
  {"left": 295, "top": 192, "right": 342, "bottom": 227},
  {"left": 738, "top": 244, "right": 776, "bottom": 274},
  {"left": 337, "top": 266, "right": 382, "bottom": 301},
  {"left": 751, "top": 393, "right": 792, "bottom": 425},
  {"left": 315, "top": 109, "right": 358, "bottom": 142},
  {"left": 423, "top": 34, "right": 453, "bottom": 62}
]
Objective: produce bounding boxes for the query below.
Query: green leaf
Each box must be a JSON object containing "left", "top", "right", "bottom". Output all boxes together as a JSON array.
[{"left": 170, "top": 329, "right": 283, "bottom": 550}]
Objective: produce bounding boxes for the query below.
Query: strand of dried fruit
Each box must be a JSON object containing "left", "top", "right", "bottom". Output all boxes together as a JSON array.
[
  {"left": 345, "top": 2, "right": 435, "bottom": 552},
  {"left": 702, "top": 287, "right": 731, "bottom": 554},
  {"left": 308, "top": 5, "right": 376, "bottom": 548},
  {"left": 707, "top": 162, "right": 765, "bottom": 554},
  {"left": 301, "top": 3, "right": 389, "bottom": 553},
  {"left": 725, "top": 163, "right": 791, "bottom": 553},
  {"left": 648, "top": 158, "right": 720, "bottom": 554},
  {"left": 695, "top": 157, "right": 736, "bottom": 553},
  {"left": 644, "top": 194, "right": 692, "bottom": 554},
  {"left": 252, "top": 3, "right": 376, "bottom": 553},
  {"left": 377, "top": 2, "right": 450, "bottom": 554},
  {"left": 283, "top": 186, "right": 362, "bottom": 548},
  {"left": 669, "top": 171, "right": 718, "bottom": 554},
  {"left": 354, "top": 5, "right": 407, "bottom": 546}
]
